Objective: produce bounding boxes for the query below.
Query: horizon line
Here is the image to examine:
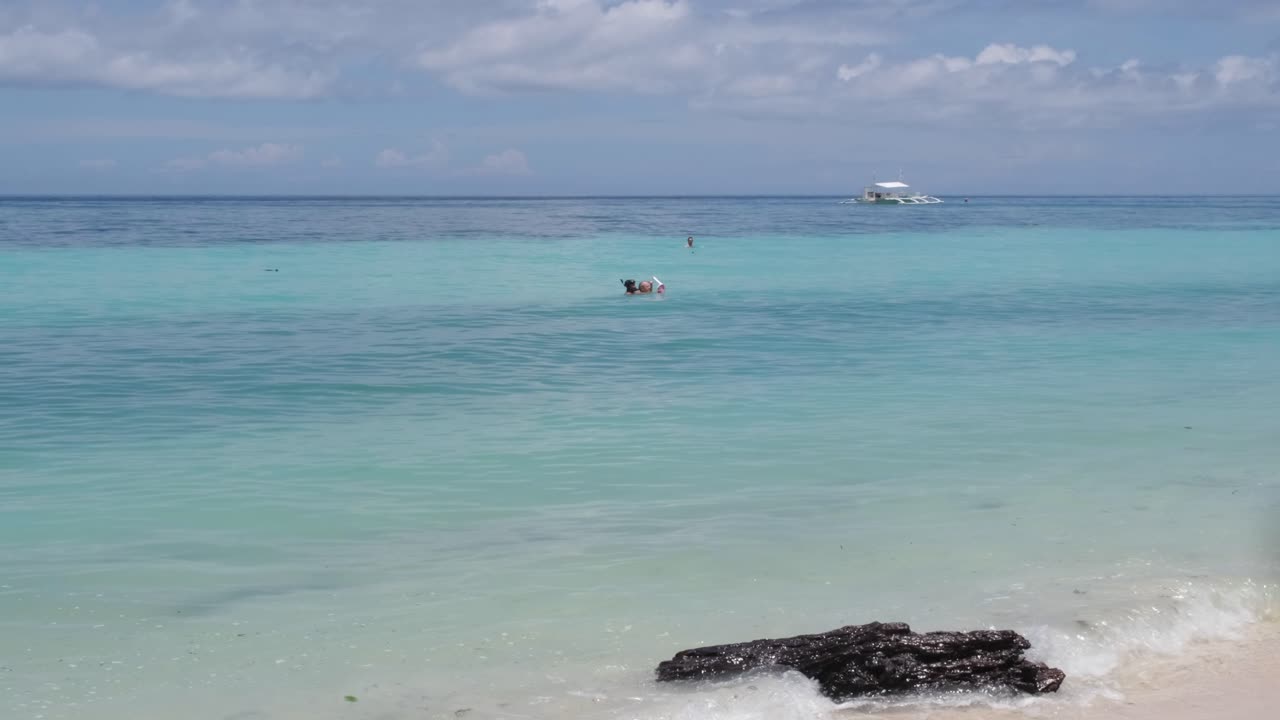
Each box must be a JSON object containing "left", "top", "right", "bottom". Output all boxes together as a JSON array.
[{"left": 4, "top": 193, "right": 1280, "bottom": 200}]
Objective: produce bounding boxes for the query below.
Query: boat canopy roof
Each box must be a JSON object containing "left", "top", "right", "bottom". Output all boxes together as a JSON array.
[{"left": 874, "top": 181, "right": 909, "bottom": 189}]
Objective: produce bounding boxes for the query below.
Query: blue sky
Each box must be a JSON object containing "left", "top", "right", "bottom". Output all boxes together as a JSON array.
[{"left": 1, "top": 0, "right": 1278, "bottom": 194}]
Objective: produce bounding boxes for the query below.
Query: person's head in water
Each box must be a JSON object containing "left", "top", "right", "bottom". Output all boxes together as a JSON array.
[
  {"left": 687, "top": 236, "right": 694, "bottom": 248},
  {"left": 638, "top": 281, "right": 653, "bottom": 293}
]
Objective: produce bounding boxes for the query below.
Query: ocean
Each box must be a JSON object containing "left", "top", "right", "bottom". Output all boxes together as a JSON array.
[{"left": 1, "top": 196, "right": 1277, "bottom": 720}]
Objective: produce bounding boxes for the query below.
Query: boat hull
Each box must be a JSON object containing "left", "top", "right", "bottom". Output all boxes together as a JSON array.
[{"left": 853, "top": 196, "right": 943, "bottom": 205}]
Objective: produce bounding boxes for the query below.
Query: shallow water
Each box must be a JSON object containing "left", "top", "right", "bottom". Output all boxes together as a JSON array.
[{"left": 2, "top": 196, "right": 1278, "bottom": 720}]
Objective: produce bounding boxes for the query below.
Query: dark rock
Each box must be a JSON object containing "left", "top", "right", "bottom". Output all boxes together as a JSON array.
[{"left": 655, "top": 621, "right": 1064, "bottom": 701}]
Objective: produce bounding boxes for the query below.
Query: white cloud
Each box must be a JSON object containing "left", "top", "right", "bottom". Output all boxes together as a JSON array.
[
  {"left": 374, "top": 149, "right": 410, "bottom": 167},
  {"left": 1084, "top": 0, "right": 1280, "bottom": 17},
  {"left": 5, "top": 119, "right": 341, "bottom": 142},
  {"left": 1215, "top": 55, "right": 1275, "bottom": 85},
  {"left": 974, "top": 43, "right": 1076, "bottom": 67},
  {"left": 473, "top": 149, "right": 532, "bottom": 176},
  {"left": 0, "top": 1, "right": 1276, "bottom": 129},
  {"left": 207, "top": 142, "right": 302, "bottom": 167},
  {"left": 0, "top": 26, "right": 95, "bottom": 74},
  {"left": 0, "top": 24, "right": 330, "bottom": 98},
  {"left": 409, "top": 5, "right": 1279, "bottom": 127},
  {"left": 822, "top": 44, "right": 1280, "bottom": 127},
  {"left": 419, "top": 0, "right": 701, "bottom": 94},
  {"left": 431, "top": 4, "right": 1272, "bottom": 121},
  {"left": 370, "top": 139, "right": 526, "bottom": 177},
  {"left": 837, "top": 53, "right": 881, "bottom": 81},
  {"left": 712, "top": 24, "right": 885, "bottom": 49},
  {"left": 167, "top": 143, "right": 303, "bottom": 171},
  {"left": 375, "top": 141, "right": 448, "bottom": 169},
  {"left": 414, "top": 0, "right": 888, "bottom": 96}
]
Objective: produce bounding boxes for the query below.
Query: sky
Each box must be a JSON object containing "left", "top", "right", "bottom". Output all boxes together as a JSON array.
[{"left": 1, "top": 0, "right": 1278, "bottom": 195}]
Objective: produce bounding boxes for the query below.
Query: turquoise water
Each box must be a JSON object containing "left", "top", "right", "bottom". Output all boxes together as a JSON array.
[{"left": 2, "top": 197, "right": 1278, "bottom": 720}]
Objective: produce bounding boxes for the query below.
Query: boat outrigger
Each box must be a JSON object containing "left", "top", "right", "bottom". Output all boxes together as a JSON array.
[{"left": 842, "top": 176, "right": 942, "bottom": 204}]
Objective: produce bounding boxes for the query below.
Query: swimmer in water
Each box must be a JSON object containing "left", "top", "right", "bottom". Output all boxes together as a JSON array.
[
  {"left": 621, "top": 279, "right": 657, "bottom": 295},
  {"left": 687, "top": 236, "right": 694, "bottom": 249}
]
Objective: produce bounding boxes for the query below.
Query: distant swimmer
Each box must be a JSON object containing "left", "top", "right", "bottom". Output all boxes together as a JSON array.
[{"left": 687, "top": 236, "right": 694, "bottom": 249}]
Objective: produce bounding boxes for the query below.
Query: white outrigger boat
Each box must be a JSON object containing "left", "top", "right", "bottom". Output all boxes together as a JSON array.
[{"left": 842, "top": 176, "right": 943, "bottom": 204}]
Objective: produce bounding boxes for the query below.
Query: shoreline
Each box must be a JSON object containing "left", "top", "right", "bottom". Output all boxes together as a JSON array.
[{"left": 844, "top": 622, "right": 1279, "bottom": 720}]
